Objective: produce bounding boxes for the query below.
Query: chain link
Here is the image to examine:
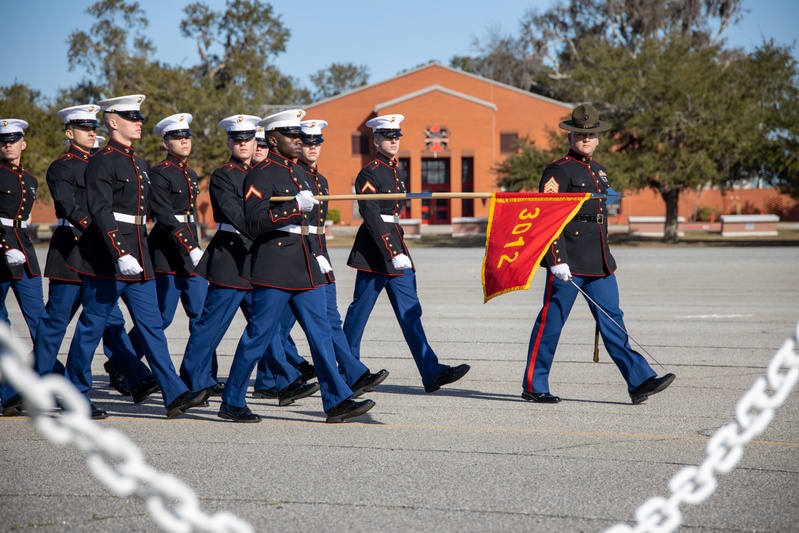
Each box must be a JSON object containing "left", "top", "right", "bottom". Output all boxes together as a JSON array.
[
  {"left": 0, "top": 323, "right": 253, "bottom": 533},
  {"left": 605, "top": 320, "right": 799, "bottom": 533}
]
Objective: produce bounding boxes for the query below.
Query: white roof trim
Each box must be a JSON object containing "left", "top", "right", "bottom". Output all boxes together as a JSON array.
[{"left": 373, "top": 85, "right": 498, "bottom": 112}]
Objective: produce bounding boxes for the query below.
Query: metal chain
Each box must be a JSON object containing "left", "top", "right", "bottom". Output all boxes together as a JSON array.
[
  {"left": 0, "top": 323, "right": 253, "bottom": 533},
  {"left": 605, "top": 320, "right": 799, "bottom": 533}
]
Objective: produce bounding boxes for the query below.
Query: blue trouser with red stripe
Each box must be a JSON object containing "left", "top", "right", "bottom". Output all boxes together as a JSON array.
[{"left": 523, "top": 272, "right": 655, "bottom": 395}]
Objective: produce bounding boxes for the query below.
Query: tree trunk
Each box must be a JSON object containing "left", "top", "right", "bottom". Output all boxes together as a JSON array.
[{"left": 660, "top": 187, "right": 681, "bottom": 243}]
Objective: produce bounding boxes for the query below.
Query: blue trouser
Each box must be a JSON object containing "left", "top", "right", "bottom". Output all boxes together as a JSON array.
[
  {"left": 65, "top": 276, "right": 189, "bottom": 407},
  {"left": 0, "top": 270, "right": 44, "bottom": 404},
  {"left": 180, "top": 284, "right": 300, "bottom": 392},
  {"left": 253, "top": 307, "right": 306, "bottom": 391},
  {"left": 131, "top": 273, "right": 219, "bottom": 379},
  {"left": 523, "top": 272, "right": 656, "bottom": 394},
  {"left": 223, "top": 285, "right": 352, "bottom": 412},
  {"left": 32, "top": 280, "right": 151, "bottom": 386},
  {"left": 344, "top": 269, "right": 444, "bottom": 387},
  {"left": 256, "top": 283, "right": 368, "bottom": 389}
]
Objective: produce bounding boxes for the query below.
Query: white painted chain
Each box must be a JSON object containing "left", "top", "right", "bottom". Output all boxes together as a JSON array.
[
  {"left": 0, "top": 323, "right": 253, "bottom": 533},
  {"left": 605, "top": 320, "right": 799, "bottom": 533}
]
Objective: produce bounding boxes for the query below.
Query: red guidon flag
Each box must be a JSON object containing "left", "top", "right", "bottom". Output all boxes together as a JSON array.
[{"left": 482, "top": 192, "right": 590, "bottom": 302}]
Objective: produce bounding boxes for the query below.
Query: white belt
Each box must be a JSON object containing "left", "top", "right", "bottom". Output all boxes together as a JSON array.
[
  {"left": 307, "top": 225, "right": 325, "bottom": 235},
  {"left": 278, "top": 225, "right": 309, "bottom": 235},
  {"left": 216, "top": 223, "right": 240, "bottom": 234},
  {"left": 57, "top": 218, "right": 73, "bottom": 227},
  {"left": 0, "top": 217, "right": 27, "bottom": 228},
  {"left": 175, "top": 214, "right": 195, "bottom": 223},
  {"left": 113, "top": 212, "right": 147, "bottom": 225},
  {"left": 381, "top": 214, "right": 400, "bottom": 223}
]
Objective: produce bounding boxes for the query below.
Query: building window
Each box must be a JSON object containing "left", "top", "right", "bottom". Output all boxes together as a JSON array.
[
  {"left": 351, "top": 134, "right": 370, "bottom": 155},
  {"left": 461, "top": 157, "right": 474, "bottom": 217},
  {"left": 500, "top": 132, "right": 518, "bottom": 154}
]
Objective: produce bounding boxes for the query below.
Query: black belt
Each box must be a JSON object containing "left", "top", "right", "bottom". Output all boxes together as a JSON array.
[{"left": 574, "top": 214, "right": 605, "bottom": 224}]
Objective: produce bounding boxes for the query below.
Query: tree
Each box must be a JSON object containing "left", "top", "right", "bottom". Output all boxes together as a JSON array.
[
  {"left": 309, "top": 63, "right": 370, "bottom": 101},
  {"left": 458, "top": 0, "right": 799, "bottom": 241}
]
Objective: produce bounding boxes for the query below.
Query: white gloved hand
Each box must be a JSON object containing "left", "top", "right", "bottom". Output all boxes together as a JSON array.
[
  {"left": 4, "top": 249, "right": 26, "bottom": 266},
  {"left": 295, "top": 190, "right": 319, "bottom": 213},
  {"left": 550, "top": 263, "right": 571, "bottom": 282},
  {"left": 316, "top": 255, "right": 333, "bottom": 274},
  {"left": 391, "top": 253, "right": 413, "bottom": 270},
  {"left": 117, "top": 254, "right": 143, "bottom": 276},
  {"left": 189, "top": 247, "right": 204, "bottom": 267}
]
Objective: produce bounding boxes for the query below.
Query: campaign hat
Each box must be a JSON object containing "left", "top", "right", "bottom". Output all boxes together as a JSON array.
[{"left": 558, "top": 104, "right": 611, "bottom": 133}]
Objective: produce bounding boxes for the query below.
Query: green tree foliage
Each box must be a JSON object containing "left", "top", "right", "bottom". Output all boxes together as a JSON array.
[
  {"left": 309, "top": 63, "right": 370, "bottom": 101},
  {"left": 494, "top": 132, "right": 568, "bottom": 192},
  {"left": 454, "top": 0, "right": 799, "bottom": 241}
]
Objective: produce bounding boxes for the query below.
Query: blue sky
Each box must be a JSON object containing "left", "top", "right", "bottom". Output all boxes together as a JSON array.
[{"left": 3, "top": 0, "right": 797, "bottom": 100}]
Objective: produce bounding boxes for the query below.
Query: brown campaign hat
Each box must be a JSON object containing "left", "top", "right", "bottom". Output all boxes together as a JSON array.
[{"left": 558, "top": 104, "right": 611, "bottom": 133}]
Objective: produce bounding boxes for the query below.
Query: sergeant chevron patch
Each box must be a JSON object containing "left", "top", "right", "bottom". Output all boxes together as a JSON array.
[{"left": 543, "top": 177, "right": 559, "bottom": 194}]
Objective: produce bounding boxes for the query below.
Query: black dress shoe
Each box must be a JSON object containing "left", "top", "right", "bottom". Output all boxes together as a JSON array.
[
  {"left": 326, "top": 399, "right": 375, "bottom": 423},
  {"left": 104, "top": 361, "right": 131, "bottom": 396},
  {"left": 131, "top": 376, "right": 161, "bottom": 404},
  {"left": 209, "top": 382, "right": 225, "bottom": 396},
  {"left": 521, "top": 391, "right": 561, "bottom": 403},
  {"left": 630, "top": 373, "right": 676, "bottom": 404},
  {"left": 297, "top": 361, "right": 316, "bottom": 383},
  {"left": 277, "top": 382, "right": 320, "bottom": 406},
  {"left": 252, "top": 388, "right": 278, "bottom": 399},
  {"left": 424, "top": 364, "right": 471, "bottom": 393},
  {"left": 165, "top": 389, "right": 211, "bottom": 419},
  {"left": 350, "top": 369, "right": 389, "bottom": 398},
  {"left": 90, "top": 403, "right": 109, "bottom": 420},
  {"left": 218, "top": 402, "right": 262, "bottom": 423},
  {"left": 2, "top": 395, "right": 23, "bottom": 417}
]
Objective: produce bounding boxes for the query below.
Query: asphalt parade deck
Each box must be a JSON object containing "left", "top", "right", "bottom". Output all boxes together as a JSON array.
[{"left": 1, "top": 244, "right": 798, "bottom": 532}]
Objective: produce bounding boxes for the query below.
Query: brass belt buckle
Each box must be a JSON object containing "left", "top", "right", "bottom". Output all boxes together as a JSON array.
[
  {"left": 596, "top": 214, "right": 605, "bottom": 224},
  {"left": 301, "top": 226, "right": 309, "bottom": 236}
]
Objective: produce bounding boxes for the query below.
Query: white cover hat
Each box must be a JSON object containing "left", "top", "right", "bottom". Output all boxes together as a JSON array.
[
  {"left": 259, "top": 109, "right": 306, "bottom": 133},
  {"left": 0, "top": 119, "right": 28, "bottom": 142},
  {"left": 365, "top": 114, "right": 404, "bottom": 137},
  {"left": 299, "top": 119, "right": 328, "bottom": 144},
  {"left": 97, "top": 94, "right": 146, "bottom": 121},
  {"left": 57, "top": 104, "right": 100, "bottom": 126},
  {"left": 154, "top": 113, "right": 194, "bottom": 137},
  {"left": 218, "top": 114, "right": 261, "bottom": 139}
]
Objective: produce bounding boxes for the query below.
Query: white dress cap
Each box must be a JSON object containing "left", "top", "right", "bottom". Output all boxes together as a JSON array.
[
  {"left": 218, "top": 114, "right": 261, "bottom": 139},
  {"left": 154, "top": 113, "right": 194, "bottom": 137},
  {"left": 299, "top": 119, "right": 328, "bottom": 144},
  {"left": 97, "top": 94, "right": 146, "bottom": 121},
  {"left": 0, "top": 119, "right": 29, "bottom": 142},
  {"left": 57, "top": 104, "right": 100, "bottom": 126},
  {"left": 365, "top": 114, "right": 404, "bottom": 137},
  {"left": 259, "top": 109, "right": 306, "bottom": 133}
]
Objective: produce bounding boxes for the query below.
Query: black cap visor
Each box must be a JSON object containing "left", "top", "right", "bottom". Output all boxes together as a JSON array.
[
  {"left": 66, "top": 119, "right": 99, "bottom": 129},
  {"left": 228, "top": 130, "right": 256, "bottom": 141},
  {"left": 300, "top": 134, "right": 324, "bottom": 145},
  {"left": 375, "top": 129, "right": 402, "bottom": 138},
  {"left": 165, "top": 129, "right": 193, "bottom": 139},
  {"left": 112, "top": 110, "right": 146, "bottom": 122},
  {"left": 0, "top": 132, "right": 24, "bottom": 143}
]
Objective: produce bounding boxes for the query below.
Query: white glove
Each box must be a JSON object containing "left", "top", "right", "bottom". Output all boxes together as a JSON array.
[
  {"left": 391, "top": 253, "right": 413, "bottom": 270},
  {"left": 4, "top": 249, "right": 26, "bottom": 266},
  {"left": 295, "top": 190, "right": 319, "bottom": 213},
  {"left": 189, "top": 247, "right": 204, "bottom": 267},
  {"left": 117, "top": 255, "right": 143, "bottom": 276},
  {"left": 550, "top": 263, "right": 571, "bottom": 282},
  {"left": 316, "top": 255, "right": 333, "bottom": 274}
]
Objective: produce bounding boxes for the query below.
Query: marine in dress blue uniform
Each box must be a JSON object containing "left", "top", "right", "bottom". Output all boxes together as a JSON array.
[
  {"left": 218, "top": 109, "right": 375, "bottom": 423},
  {"left": 294, "top": 118, "right": 388, "bottom": 394},
  {"left": 26, "top": 105, "right": 156, "bottom": 417},
  {"left": 63, "top": 95, "right": 209, "bottom": 418},
  {"left": 180, "top": 115, "right": 302, "bottom": 399},
  {"left": 521, "top": 104, "right": 675, "bottom": 405},
  {"left": 128, "top": 113, "right": 215, "bottom": 385},
  {"left": 342, "top": 114, "right": 470, "bottom": 393},
  {"left": 0, "top": 119, "right": 45, "bottom": 414}
]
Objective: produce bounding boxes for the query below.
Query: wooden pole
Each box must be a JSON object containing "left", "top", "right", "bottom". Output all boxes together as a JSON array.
[{"left": 270, "top": 191, "right": 495, "bottom": 202}]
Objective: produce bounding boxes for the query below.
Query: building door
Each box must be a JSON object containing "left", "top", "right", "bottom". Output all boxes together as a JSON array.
[{"left": 421, "top": 158, "right": 450, "bottom": 224}]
